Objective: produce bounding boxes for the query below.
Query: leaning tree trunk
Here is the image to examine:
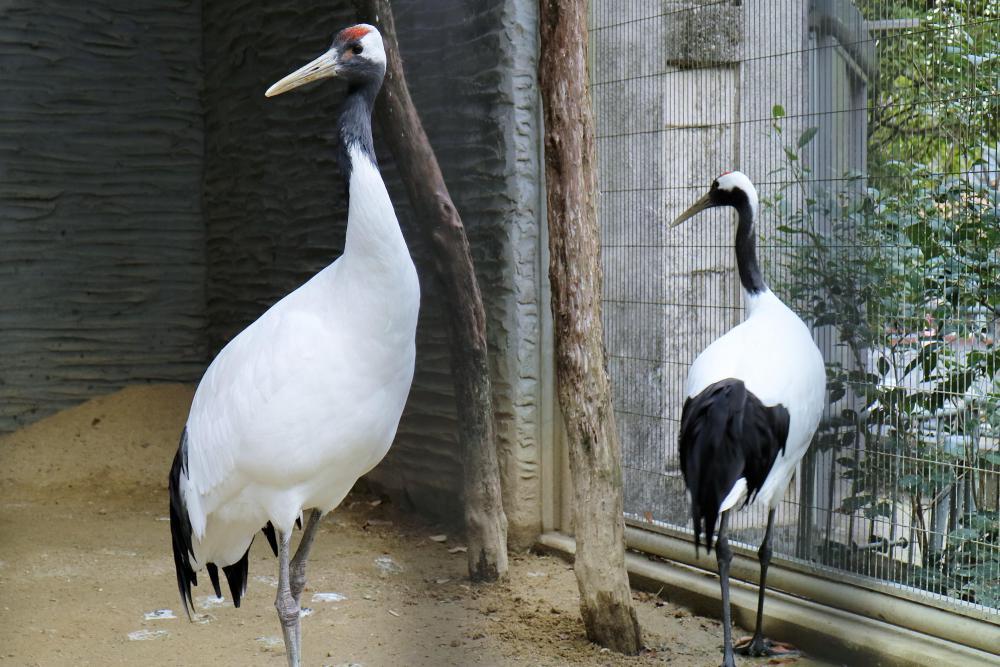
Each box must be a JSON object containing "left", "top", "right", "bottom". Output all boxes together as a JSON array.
[
  {"left": 352, "top": 0, "right": 509, "bottom": 582},
  {"left": 538, "top": 0, "right": 642, "bottom": 655}
]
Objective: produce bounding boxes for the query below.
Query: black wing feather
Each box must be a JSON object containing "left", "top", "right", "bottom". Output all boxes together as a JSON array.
[
  {"left": 678, "top": 379, "right": 790, "bottom": 554},
  {"left": 168, "top": 428, "right": 197, "bottom": 619}
]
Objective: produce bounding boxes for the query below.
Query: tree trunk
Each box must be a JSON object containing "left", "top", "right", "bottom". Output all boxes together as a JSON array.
[
  {"left": 352, "top": 0, "right": 508, "bottom": 582},
  {"left": 537, "top": 0, "right": 642, "bottom": 655}
]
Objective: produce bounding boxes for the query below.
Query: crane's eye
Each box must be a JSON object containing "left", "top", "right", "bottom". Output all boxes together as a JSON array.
[{"left": 352, "top": 44, "right": 364, "bottom": 55}]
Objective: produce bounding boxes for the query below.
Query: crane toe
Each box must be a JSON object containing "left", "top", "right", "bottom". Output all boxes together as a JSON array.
[{"left": 735, "top": 635, "right": 800, "bottom": 657}]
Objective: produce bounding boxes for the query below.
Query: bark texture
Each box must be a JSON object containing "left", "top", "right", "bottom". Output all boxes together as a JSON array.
[
  {"left": 352, "top": 0, "right": 509, "bottom": 582},
  {"left": 537, "top": 0, "right": 642, "bottom": 655}
]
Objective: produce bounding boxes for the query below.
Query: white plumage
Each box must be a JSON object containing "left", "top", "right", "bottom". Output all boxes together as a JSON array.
[
  {"left": 182, "top": 144, "right": 418, "bottom": 563},
  {"left": 168, "top": 25, "right": 417, "bottom": 667},
  {"left": 684, "top": 287, "right": 825, "bottom": 513},
  {"left": 672, "top": 171, "right": 825, "bottom": 666}
]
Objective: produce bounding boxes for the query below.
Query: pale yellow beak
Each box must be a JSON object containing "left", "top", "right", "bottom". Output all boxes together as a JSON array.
[
  {"left": 265, "top": 49, "right": 339, "bottom": 98},
  {"left": 671, "top": 192, "right": 713, "bottom": 227}
]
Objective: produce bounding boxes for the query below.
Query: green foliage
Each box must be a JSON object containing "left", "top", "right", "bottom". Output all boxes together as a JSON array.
[
  {"left": 765, "top": 12, "right": 1000, "bottom": 605},
  {"left": 867, "top": 0, "right": 1000, "bottom": 175}
]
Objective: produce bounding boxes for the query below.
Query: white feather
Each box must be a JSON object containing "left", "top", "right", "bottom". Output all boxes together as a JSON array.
[
  {"left": 181, "top": 144, "right": 418, "bottom": 569},
  {"left": 716, "top": 171, "right": 759, "bottom": 220},
  {"left": 685, "top": 271, "right": 825, "bottom": 512},
  {"left": 357, "top": 28, "right": 386, "bottom": 68}
]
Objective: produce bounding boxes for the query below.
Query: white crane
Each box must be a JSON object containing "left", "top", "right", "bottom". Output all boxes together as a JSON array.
[
  {"left": 671, "top": 172, "right": 825, "bottom": 667},
  {"left": 168, "top": 25, "right": 418, "bottom": 667}
]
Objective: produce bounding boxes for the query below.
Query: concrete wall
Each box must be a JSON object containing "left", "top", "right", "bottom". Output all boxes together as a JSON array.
[
  {"left": 201, "top": 0, "right": 545, "bottom": 538},
  {"left": 0, "top": 0, "right": 207, "bottom": 431}
]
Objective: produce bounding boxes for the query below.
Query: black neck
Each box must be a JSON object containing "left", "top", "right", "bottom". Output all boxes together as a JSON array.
[
  {"left": 336, "top": 79, "right": 381, "bottom": 188},
  {"left": 734, "top": 199, "right": 766, "bottom": 295}
]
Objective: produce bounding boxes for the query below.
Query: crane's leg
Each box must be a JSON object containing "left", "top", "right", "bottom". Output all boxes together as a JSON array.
[
  {"left": 716, "top": 511, "right": 737, "bottom": 667},
  {"left": 275, "top": 528, "right": 302, "bottom": 667},
  {"left": 290, "top": 509, "right": 323, "bottom": 605},
  {"left": 736, "top": 508, "right": 797, "bottom": 657}
]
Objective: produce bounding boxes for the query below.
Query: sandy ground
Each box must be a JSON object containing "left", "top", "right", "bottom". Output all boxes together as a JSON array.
[{"left": 0, "top": 385, "right": 834, "bottom": 666}]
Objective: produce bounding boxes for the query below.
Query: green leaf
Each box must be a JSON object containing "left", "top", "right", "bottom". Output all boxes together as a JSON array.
[
  {"left": 840, "top": 494, "right": 873, "bottom": 513},
  {"left": 797, "top": 126, "right": 819, "bottom": 148},
  {"left": 948, "top": 528, "right": 980, "bottom": 541},
  {"left": 772, "top": 104, "right": 786, "bottom": 118},
  {"left": 865, "top": 501, "right": 893, "bottom": 519},
  {"left": 980, "top": 451, "right": 1000, "bottom": 466},
  {"left": 836, "top": 456, "right": 858, "bottom": 468}
]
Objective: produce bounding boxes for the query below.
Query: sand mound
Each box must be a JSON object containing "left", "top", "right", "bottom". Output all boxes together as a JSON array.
[{"left": 0, "top": 383, "right": 193, "bottom": 501}]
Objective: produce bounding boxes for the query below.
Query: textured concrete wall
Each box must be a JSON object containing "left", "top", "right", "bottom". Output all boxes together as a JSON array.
[
  {"left": 201, "top": 0, "right": 544, "bottom": 534},
  {"left": 0, "top": 0, "right": 207, "bottom": 432}
]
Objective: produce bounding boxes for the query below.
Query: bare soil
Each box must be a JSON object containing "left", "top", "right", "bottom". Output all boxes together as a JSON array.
[{"left": 0, "top": 385, "right": 830, "bottom": 666}]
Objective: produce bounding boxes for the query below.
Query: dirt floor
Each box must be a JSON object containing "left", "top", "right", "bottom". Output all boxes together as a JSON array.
[{"left": 0, "top": 385, "right": 835, "bottom": 666}]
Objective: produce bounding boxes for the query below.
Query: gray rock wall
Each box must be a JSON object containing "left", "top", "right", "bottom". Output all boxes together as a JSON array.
[{"left": 0, "top": 0, "right": 207, "bottom": 431}]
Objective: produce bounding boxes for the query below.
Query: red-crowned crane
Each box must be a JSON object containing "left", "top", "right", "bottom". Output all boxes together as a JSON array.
[
  {"left": 168, "top": 25, "right": 419, "bottom": 667},
  {"left": 672, "top": 172, "right": 825, "bottom": 667}
]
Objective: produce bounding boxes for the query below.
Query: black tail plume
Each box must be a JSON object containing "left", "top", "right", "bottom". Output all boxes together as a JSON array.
[
  {"left": 262, "top": 522, "right": 279, "bottom": 557},
  {"left": 222, "top": 544, "right": 252, "bottom": 608},
  {"left": 678, "top": 379, "right": 789, "bottom": 554},
  {"left": 206, "top": 562, "right": 222, "bottom": 599},
  {"left": 168, "top": 428, "right": 197, "bottom": 619}
]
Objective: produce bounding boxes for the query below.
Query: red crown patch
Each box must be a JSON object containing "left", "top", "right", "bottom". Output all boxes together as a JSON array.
[{"left": 340, "top": 25, "right": 372, "bottom": 42}]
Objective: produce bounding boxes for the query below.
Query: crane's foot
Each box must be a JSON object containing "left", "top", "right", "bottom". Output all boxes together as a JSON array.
[
  {"left": 735, "top": 634, "right": 800, "bottom": 657},
  {"left": 719, "top": 646, "right": 738, "bottom": 667}
]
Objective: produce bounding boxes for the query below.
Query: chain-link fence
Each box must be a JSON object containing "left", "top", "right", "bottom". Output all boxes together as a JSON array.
[{"left": 593, "top": 0, "right": 1000, "bottom": 619}]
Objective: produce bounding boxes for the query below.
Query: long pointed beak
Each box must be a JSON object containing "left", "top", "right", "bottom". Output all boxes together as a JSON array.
[
  {"left": 265, "top": 49, "right": 339, "bottom": 98},
  {"left": 670, "top": 192, "right": 713, "bottom": 227}
]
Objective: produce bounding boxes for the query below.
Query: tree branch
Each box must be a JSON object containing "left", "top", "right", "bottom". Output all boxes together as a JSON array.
[{"left": 351, "top": 0, "right": 508, "bottom": 582}]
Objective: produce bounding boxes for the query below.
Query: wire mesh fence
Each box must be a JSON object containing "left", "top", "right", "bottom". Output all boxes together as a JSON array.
[{"left": 592, "top": 0, "right": 1000, "bottom": 618}]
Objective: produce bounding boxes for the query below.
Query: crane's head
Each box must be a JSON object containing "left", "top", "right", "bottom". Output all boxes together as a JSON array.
[
  {"left": 671, "top": 171, "right": 759, "bottom": 227},
  {"left": 265, "top": 24, "right": 387, "bottom": 98}
]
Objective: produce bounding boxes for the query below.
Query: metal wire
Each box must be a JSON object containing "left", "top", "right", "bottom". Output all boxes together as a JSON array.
[{"left": 592, "top": 0, "right": 1000, "bottom": 617}]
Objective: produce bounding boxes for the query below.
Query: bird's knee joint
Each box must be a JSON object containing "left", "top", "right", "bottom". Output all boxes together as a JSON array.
[
  {"left": 716, "top": 539, "right": 733, "bottom": 563},
  {"left": 758, "top": 543, "right": 773, "bottom": 562},
  {"left": 275, "top": 594, "right": 299, "bottom": 625}
]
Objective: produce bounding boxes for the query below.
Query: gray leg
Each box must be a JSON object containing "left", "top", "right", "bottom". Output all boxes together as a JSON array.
[
  {"left": 735, "top": 510, "right": 799, "bottom": 657},
  {"left": 738, "top": 508, "right": 776, "bottom": 656},
  {"left": 275, "top": 528, "right": 302, "bottom": 667},
  {"left": 716, "top": 511, "right": 737, "bottom": 667},
  {"left": 290, "top": 509, "right": 323, "bottom": 605}
]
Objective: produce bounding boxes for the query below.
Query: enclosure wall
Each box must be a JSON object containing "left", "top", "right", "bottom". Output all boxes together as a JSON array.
[
  {"left": 201, "top": 0, "right": 544, "bottom": 533},
  {"left": 0, "top": 0, "right": 207, "bottom": 432}
]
